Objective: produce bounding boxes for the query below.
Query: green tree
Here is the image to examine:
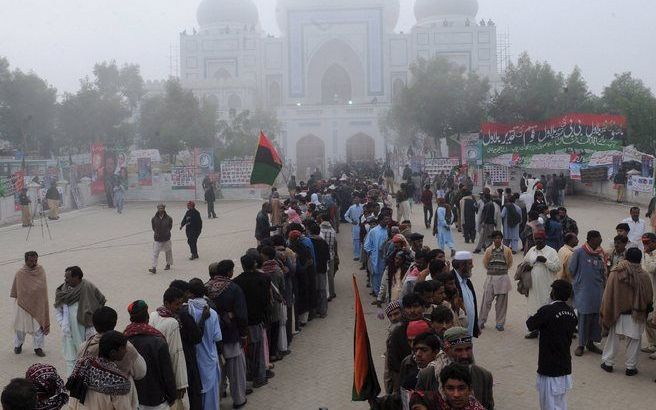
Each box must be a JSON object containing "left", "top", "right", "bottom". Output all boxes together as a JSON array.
[
  {"left": 139, "top": 79, "right": 218, "bottom": 162},
  {"left": 216, "top": 109, "right": 281, "bottom": 161},
  {"left": 557, "top": 66, "right": 600, "bottom": 114},
  {"left": 56, "top": 61, "right": 144, "bottom": 152},
  {"left": 489, "top": 52, "right": 565, "bottom": 122},
  {"left": 0, "top": 57, "right": 58, "bottom": 155},
  {"left": 386, "top": 56, "right": 490, "bottom": 146},
  {"left": 602, "top": 72, "right": 656, "bottom": 154}
]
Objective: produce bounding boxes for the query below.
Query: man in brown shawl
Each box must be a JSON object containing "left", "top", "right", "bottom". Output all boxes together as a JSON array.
[
  {"left": 600, "top": 247, "right": 654, "bottom": 376},
  {"left": 11, "top": 251, "right": 50, "bottom": 357}
]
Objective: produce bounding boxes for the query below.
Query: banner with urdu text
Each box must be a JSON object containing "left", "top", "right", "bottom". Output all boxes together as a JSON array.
[{"left": 480, "top": 113, "right": 626, "bottom": 157}]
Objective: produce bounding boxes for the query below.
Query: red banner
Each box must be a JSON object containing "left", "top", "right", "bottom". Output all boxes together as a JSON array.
[{"left": 91, "top": 144, "right": 105, "bottom": 195}]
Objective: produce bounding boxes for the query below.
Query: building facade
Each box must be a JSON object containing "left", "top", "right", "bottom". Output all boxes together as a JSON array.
[{"left": 180, "top": 0, "right": 498, "bottom": 180}]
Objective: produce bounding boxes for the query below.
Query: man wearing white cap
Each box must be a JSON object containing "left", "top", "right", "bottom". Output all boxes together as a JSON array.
[{"left": 451, "top": 251, "right": 480, "bottom": 337}]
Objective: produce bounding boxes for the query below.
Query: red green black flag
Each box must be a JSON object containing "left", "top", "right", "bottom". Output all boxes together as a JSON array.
[
  {"left": 250, "top": 131, "right": 283, "bottom": 185},
  {"left": 352, "top": 275, "right": 381, "bottom": 401}
]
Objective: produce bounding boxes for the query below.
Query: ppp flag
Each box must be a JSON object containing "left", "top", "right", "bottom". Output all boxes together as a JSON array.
[
  {"left": 352, "top": 275, "right": 381, "bottom": 401},
  {"left": 250, "top": 131, "right": 283, "bottom": 185}
]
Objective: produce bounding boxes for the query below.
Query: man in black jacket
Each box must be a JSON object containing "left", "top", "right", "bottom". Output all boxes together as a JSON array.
[
  {"left": 526, "top": 280, "right": 577, "bottom": 410},
  {"left": 452, "top": 251, "right": 480, "bottom": 338},
  {"left": 308, "top": 222, "right": 330, "bottom": 318},
  {"left": 202, "top": 175, "right": 217, "bottom": 219},
  {"left": 255, "top": 203, "right": 277, "bottom": 244},
  {"left": 180, "top": 201, "right": 203, "bottom": 260},
  {"left": 124, "top": 300, "right": 177, "bottom": 409},
  {"left": 233, "top": 254, "right": 272, "bottom": 388},
  {"left": 150, "top": 203, "right": 173, "bottom": 274}
]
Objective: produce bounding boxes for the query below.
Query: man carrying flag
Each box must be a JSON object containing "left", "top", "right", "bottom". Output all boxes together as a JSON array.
[
  {"left": 352, "top": 275, "right": 381, "bottom": 403},
  {"left": 250, "top": 131, "right": 283, "bottom": 186}
]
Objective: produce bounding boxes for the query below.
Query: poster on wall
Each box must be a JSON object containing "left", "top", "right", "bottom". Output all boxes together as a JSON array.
[
  {"left": 137, "top": 158, "right": 152, "bottom": 186},
  {"left": 171, "top": 166, "right": 196, "bottom": 190},
  {"left": 628, "top": 175, "right": 654, "bottom": 193},
  {"left": 195, "top": 149, "right": 214, "bottom": 176},
  {"left": 480, "top": 113, "right": 626, "bottom": 157},
  {"left": 526, "top": 154, "right": 571, "bottom": 170},
  {"left": 90, "top": 144, "right": 105, "bottom": 195},
  {"left": 483, "top": 165, "right": 509, "bottom": 186},
  {"left": 220, "top": 159, "right": 254, "bottom": 187},
  {"left": 460, "top": 134, "right": 482, "bottom": 165},
  {"left": 12, "top": 171, "right": 25, "bottom": 211}
]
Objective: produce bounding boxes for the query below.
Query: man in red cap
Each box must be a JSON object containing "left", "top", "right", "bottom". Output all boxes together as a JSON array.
[
  {"left": 523, "top": 230, "right": 562, "bottom": 339},
  {"left": 180, "top": 201, "right": 203, "bottom": 260}
]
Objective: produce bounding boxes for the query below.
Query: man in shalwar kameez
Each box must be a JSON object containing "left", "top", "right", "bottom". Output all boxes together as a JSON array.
[
  {"left": 524, "top": 230, "right": 561, "bottom": 338},
  {"left": 11, "top": 251, "right": 50, "bottom": 357},
  {"left": 364, "top": 214, "right": 390, "bottom": 295},
  {"left": 188, "top": 280, "right": 222, "bottom": 410},
  {"left": 344, "top": 195, "right": 364, "bottom": 260},
  {"left": 54, "top": 266, "right": 106, "bottom": 375}
]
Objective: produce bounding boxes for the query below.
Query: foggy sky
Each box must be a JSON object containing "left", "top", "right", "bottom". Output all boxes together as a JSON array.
[{"left": 0, "top": 0, "right": 654, "bottom": 96}]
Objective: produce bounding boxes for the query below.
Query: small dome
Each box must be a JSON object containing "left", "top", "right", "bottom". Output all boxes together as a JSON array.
[
  {"left": 276, "top": 0, "right": 400, "bottom": 33},
  {"left": 414, "top": 0, "right": 479, "bottom": 23},
  {"left": 197, "top": 0, "right": 259, "bottom": 28}
]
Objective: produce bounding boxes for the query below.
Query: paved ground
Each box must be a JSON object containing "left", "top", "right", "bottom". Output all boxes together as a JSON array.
[{"left": 1, "top": 197, "right": 656, "bottom": 409}]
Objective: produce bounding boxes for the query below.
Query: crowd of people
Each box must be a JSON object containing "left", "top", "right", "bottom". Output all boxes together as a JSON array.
[{"left": 4, "top": 164, "right": 656, "bottom": 410}]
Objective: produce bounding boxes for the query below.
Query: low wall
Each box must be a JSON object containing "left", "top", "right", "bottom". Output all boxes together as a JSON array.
[{"left": 572, "top": 180, "right": 653, "bottom": 207}]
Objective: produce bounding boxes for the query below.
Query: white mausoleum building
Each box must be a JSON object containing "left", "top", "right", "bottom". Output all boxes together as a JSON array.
[{"left": 179, "top": 0, "right": 498, "bottom": 179}]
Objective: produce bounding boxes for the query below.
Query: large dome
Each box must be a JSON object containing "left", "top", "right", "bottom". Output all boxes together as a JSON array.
[
  {"left": 414, "top": 0, "right": 479, "bottom": 22},
  {"left": 197, "top": 0, "right": 259, "bottom": 28},
  {"left": 276, "top": 0, "right": 400, "bottom": 33}
]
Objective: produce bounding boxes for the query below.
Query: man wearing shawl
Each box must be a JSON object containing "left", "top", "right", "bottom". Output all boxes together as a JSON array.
[
  {"left": 188, "top": 279, "right": 223, "bottom": 410},
  {"left": 25, "top": 363, "right": 68, "bottom": 410},
  {"left": 149, "top": 287, "right": 191, "bottom": 410},
  {"left": 180, "top": 201, "right": 203, "bottom": 260},
  {"left": 569, "top": 231, "right": 606, "bottom": 356},
  {"left": 11, "top": 251, "right": 50, "bottom": 357},
  {"left": 68, "top": 331, "right": 132, "bottom": 409},
  {"left": 524, "top": 230, "right": 561, "bottom": 339},
  {"left": 601, "top": 248, "right": 654, "bottom": 375},
  {"left": 76, "top": 307, "right": 146, "bottom": 410},
  {"left": 54, "top": 266, "right": 106, "bottom": 375},
  {"left": 206, "top": 260, "right": 249, "bottom": 409},
  {"left": 124, "top": 300, "right": 177, "bottom": 409}
]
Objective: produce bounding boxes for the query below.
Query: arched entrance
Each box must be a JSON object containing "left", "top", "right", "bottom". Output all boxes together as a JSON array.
[
  {"left": 322, "top": 64, "right": 352, "bottom": 105},
  {"left": 296, "top": 135, "right": 325, "bottom": 181},
  {"left": 346, "top": 133, "right": 375, "bottom": 163}
]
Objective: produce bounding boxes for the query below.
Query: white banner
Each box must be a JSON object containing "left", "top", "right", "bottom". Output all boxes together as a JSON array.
[
  {"left": 424, "top": 158, "right": 461, "bottom": 178},
  {"left": 527, "top": 154, "right": 571, "bottom": 170},
  {"left": 588, "top": 150, "right": 622, "bottom": 167},
  {"left": 628, "top": 175, "right": 654, "bottom": 193},
  {"left": 129, "top": 149, "right": 162, "bottom": 164},
  {"left": 623, "top": 146, "right": 643, "bottom": 163}
]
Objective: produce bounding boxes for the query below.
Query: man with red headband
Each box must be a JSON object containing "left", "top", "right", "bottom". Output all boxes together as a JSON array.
[{"left": 180, "top": 201, "right": 203, "bottom": 261}]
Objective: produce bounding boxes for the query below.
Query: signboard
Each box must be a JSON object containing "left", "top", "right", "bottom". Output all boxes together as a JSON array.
[
  {"left": 588, "top": 150, "right": 622, "bottom": 167},
  {"left": 195, "top": 149, "right": 214, "bottom": 176},
  {"left": 569, "top": 163, "right": 582, "bottom": 181},
  {"left": 220, "top": 159, "right": 254, "bottom": 187},
  {"left": 137, "top": 158, "right": 152, "bottom": 186},
  {"left": 460, "top": 134, "right": 482, "bottom": 165},
  {"left": 580, "top": 167, "right": 609, "bottom": 183},
  {"left": 424, "top": 158, "right": 461, "bottom": 178},
  {"left": 129, "top": 149, "right": 161, "bottom": 164},
  {"left": 171, "top": 166, "right": 196, "bottom": 190},
  {"left": 628, "top": 175, "right": 654, "bottom": 193},
  {"left": 480, "top": 113, "right": 626, "bottom": 157}
]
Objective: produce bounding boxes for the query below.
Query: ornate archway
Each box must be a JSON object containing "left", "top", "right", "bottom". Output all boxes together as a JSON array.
[
  {"left": 346, "top": 133, "right": 375, "bottom": 163},
  {"left": 321, "top": 64, "right": 352, "bottom": 105},
  {"left": 296, "top": 135, "right": 325, "bottom": 181}
]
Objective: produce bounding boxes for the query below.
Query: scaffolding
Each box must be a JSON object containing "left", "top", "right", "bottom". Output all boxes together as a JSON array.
[{"left": 497, "top": 29, "right": 511, "bottom": 75}]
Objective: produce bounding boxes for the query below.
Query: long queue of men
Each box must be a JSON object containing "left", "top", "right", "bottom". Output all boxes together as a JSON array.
[{"left": 3, "top": 191, "right": 342, "bottom": 410}]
